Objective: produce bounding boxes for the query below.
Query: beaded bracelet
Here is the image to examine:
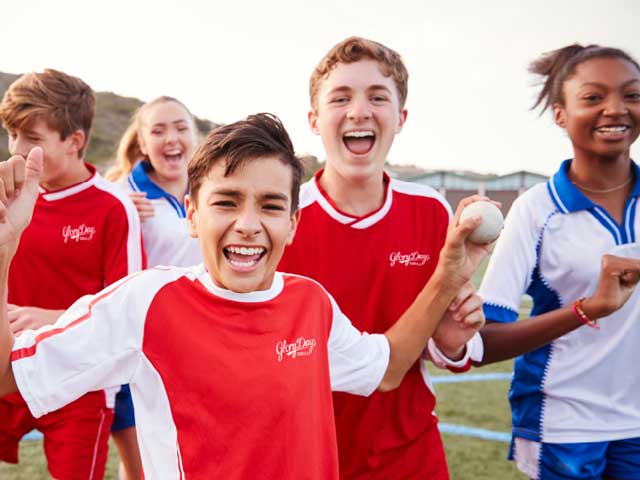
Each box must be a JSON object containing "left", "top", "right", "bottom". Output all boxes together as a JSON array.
[{"left": 572, "top": 297, "right": 599, "bottom": 330}]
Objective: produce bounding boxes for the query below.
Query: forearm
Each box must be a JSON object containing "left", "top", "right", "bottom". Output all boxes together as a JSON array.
[
  {"left": 380, "top": 271, "right": 458, "bottom": 391},
  {"left": 0, "top": 247, "right": 17, "bottom": 396},
  {"left": 478, "top": 304, "right": 595, "bottom": 365}
]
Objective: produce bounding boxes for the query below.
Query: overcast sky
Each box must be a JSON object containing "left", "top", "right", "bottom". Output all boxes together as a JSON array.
[{"left": 2, "top": 0, "right": 639, "bottom": 175}]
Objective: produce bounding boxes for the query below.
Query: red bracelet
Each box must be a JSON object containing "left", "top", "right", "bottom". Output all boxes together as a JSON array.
[{"left": 572, "top": 297, "right": 599, "bottom": 330}]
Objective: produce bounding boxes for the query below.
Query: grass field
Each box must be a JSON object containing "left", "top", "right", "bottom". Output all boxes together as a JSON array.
[{"left": 1, "top": 258, "right": 530, "bottom": 479}]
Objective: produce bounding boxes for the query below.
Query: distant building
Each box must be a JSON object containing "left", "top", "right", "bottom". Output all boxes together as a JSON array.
[{"left": 408, "top": 170, "right": 548, "bottom": 214}]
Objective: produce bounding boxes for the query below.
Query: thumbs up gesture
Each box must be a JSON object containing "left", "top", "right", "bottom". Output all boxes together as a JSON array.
[{"left": 0, "top": 147, "right": 43, "bottom": 248}]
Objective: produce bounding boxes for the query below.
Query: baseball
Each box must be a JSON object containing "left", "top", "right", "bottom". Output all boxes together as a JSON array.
[{"left": 459, "top": 201, "right": 504, "bottom": 244}]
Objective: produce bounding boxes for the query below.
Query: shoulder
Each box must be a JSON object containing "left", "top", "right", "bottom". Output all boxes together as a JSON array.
[
  {"left": 389, "top": 179, "right": 452, "bottom": 217},
  {"left": 298, "top": 180, "right": 319, "bottom": 210},
  {"left": 280, "top": 272, "right": 334, "bottom": 303},
  {"left": 91, "top": 174, "right": 139, "bottom": 218}
]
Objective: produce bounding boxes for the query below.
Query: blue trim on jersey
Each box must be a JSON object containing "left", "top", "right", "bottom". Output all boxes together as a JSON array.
[
  {"left": 128, "top": 161, "right": 186, "bottom": 217},
  {"left": 549, "top": 159, "right": 640, "bottom": 245},
  {"left": 627, "top": 197, "right": 638, "bottom": 243},
  {"left": 483, "top": 303, "right": 518, "bottom": 323},
  {"left": 508, "top": 231, "right": 563, "bottom": 442}
]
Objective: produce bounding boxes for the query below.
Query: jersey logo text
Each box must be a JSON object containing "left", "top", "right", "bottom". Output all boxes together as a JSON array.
[
  {"left": 389, "top": 251, "right": 430, "bottom": 267},
  {"left": 276, "top": 337, "right": 317, "bottom": 362},
  {"left": 62, "top": 224, "right": 96, "bottom": 243}
]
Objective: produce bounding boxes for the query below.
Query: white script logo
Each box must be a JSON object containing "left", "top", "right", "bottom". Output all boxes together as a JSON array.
[
  {"left": 276, "top": 337, "right": 317, "bottom": 362},
  {"left": 62, "top": 224, "right": 96, "bottom": 243},
  {"left": 389, "top": 251, "right": 430, "bottom": 267}
]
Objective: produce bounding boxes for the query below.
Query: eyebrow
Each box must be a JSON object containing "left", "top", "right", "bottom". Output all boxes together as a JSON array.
[
  {"left": 207, "top": 190, "right": 289, "bottom": 202},
  {"left": 327, "top": 84, "right": 393, "bottom": 95},
  {"left": 580, "top": 79, "right": 640, "bottom": 88},
  {"left": 150, "top": 119, "right": 190, "bottom": 128}
]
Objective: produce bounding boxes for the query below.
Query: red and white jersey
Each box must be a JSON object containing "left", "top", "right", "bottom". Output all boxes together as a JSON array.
[
  {"left": 279, "top": 171, "right": 451, "bottom": 478},
  {"left": 12, "top": 265, "right": 389, "bottom": 479},
  {"left": 8, "top": 165, "right": 144, "bottom": 308}
]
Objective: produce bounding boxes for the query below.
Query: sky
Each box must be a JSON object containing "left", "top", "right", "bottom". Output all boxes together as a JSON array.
[{"left": 2, "top": 0, "right": 639, "bottom": 175}]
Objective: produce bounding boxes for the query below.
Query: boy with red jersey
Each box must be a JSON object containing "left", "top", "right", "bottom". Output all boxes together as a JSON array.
[
  {"left": 0, "top": 113, "right": 486, "bottom": 478},
  {"left": 278, "top": 37, "right": 483, "bottom": 479},
  {"left": 0, "top": 69, "right": 143, "bottom": 479}
]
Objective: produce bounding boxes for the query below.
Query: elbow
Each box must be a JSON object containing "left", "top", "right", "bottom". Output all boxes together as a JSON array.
[{"left": 377, "top": 376, "right": 402, "bottom": 392}]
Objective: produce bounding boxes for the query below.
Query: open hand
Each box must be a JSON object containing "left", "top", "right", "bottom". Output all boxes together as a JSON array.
[{"left": 8, "top": 304, "right": 63, "bottom": 336}]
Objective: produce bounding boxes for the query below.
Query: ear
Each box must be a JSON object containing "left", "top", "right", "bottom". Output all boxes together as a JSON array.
[
  {"left": 396, "top": 108, "right": 408, "bottom": 133},
  {"left": 285, "top": 208, "right": 301, "bottom": 246},
  {"left": 308, "top": 110, "right": 320, "bottom": 136},
  {"left": 67, "top": 129, "right": 86, "bottom": 157},
  {"left": 185, "top": 194, "right": 199, "bottom": 238},
  {"left": 553, "top": 103, "right": 566, "bottom": 128}
]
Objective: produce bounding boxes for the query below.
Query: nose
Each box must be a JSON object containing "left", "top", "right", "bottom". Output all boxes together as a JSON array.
[
  {"left": 165, "top": 127, "right": 179, "bottom": 144},
  {"left": 347, "top": 96, "right": 371, "bottom": 122},
  {"left": 8, "top": 136, "right": 29, "bottom": 157},
  {"left": 603, "top": 94, "right": 629, "bottom": 117},
  {"left": 234, "top": 205, "right": 262, "bottom": 237}
]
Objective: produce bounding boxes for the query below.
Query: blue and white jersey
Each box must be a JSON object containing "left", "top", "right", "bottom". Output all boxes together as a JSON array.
[
  {"left": 127, "top": 161, "right": 201, "bottom": 268},
  {"left": 479, "top": 159, "right": 640, "bottom": 444}
]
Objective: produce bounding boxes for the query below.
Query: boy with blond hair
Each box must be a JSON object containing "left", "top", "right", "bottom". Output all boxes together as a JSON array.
[
  {"left": 279, "top": 37, "right": 484, "bottom": 478},
  {"left": 0, "top": 69, "right": 143, "bottom": 479},
  {"left": 0, "top": 113, "right": 486, "bottom": 478}
]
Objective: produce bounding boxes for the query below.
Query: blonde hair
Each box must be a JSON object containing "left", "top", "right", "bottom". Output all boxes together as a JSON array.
[
  {"left": 309, "top": 36, "right": 409, "bottom": 111},
  {"left": 105, "top": 96, "right": 194, "bottom": 181},
  {"left": 0, "top": 69, "right": 95, "bottom": 157}
]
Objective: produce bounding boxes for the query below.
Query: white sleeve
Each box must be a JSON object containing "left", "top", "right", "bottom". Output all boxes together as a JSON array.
[
  {"left": 11, "top": 271, "right": 152, "bottom": 418},
  {"left": 327, "top": 295, "right": 390, "bottom": 396},
  {"left": 426, "top": 333, "right": 484, "bottom": 368},
  {"left": 478, "top": 192, "right": 543, "bottom": 323}
]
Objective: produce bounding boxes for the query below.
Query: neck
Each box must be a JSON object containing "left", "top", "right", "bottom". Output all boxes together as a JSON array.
[
  {"left": 148, "top": 171, "right": 189, "bottom": 201},
  {"left": 40, "top": 160, "right": 92, "bottom": 191},
  {"left": 319, "top": 164, "right": 386, "bottom": 217},
  {"left": 569, "top": 149, "right": 632, "bottom": 192}
]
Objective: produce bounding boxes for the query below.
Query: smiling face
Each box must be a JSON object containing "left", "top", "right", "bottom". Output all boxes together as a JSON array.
[
  {"left": 186, "top": 155, "right": 300, "bottom": 293},
  {"left": 554, "top": 56, "right": 640, "bottom": 162},
  {"left": 8, "top": 117, "right": 88, "bottom": 190},
  {"left": 309, "top": 59, "right": 407, "bottom": 182},
  {"left": 138, "top": 100, "right": 195, "bottom": 184}
]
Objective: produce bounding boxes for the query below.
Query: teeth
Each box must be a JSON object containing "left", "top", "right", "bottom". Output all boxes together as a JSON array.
[
  {"left": 226, "top": 246, "right": 265, "bottom": 255},
  {"left": 229, "top": 259, "right": 258, "bottom": 267},
  {"left": 597, "top": 126, "right": 628, "bottom": 133},
  {"left": 344, "top": 131, "right": 374, "bottom": 138}
]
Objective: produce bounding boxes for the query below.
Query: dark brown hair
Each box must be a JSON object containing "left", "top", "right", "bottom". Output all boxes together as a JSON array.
[
  {"left": 0, "top": 69, "right": 95, "bottom": 157},
  {"left": 530, "top": 43, "right": 640, "bottom": 113},
  {"left": 188, "top": 113, "right": 303, "bottom": 212},
  {"left": 310, "top": 36, "right": 409, "bottom": 111}
]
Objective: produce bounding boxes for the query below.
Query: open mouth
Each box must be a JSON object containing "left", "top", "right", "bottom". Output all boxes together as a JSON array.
[
  {"left": 163, "top": 151, "right": 184, "bottom": 163},
  {"left": 223, "top": 246, "right": 267, "bottom": 270},
  {"left": 594, "top": 125, "right": 630, "bottom": 138},
  {"left": 343, "top": 131, "right": 375, "bottom": 155}
]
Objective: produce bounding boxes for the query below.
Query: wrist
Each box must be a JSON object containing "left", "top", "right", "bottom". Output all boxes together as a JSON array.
[
  {"left": 580, "top": 297, "right": 608, "bottom": 320},
  {"left": 438, "top": 344, "right": 466, "bottom": 361}
]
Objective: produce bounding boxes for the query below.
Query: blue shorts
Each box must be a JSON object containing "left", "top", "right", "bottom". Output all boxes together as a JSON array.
[
  {"left": 111, "top": 385, "right": 136, "bottom": 432},
  {"left": 510, "top": 436, "right": 640, "bottom": 480}
]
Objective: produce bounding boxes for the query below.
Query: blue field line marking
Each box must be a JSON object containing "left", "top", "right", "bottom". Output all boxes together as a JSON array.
[
  {"left": 439, "top": 423, "right": 511, "bottom": 442},
  {"left": 432, "top": 372, "right": 511, "bottom": 384}
]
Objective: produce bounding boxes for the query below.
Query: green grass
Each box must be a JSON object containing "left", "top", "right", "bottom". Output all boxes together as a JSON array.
[{"left": 0, "top": 439, "right": 119, "bottom": 479}]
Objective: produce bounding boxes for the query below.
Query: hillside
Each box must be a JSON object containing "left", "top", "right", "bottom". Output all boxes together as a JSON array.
[{"left": 0, "top": 71, "right": 219, "bottom": 171}]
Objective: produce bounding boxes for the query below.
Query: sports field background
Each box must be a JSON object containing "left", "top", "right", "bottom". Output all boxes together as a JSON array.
[{"left": 0, "top": 259, "right": 529, "bottom": 479}]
